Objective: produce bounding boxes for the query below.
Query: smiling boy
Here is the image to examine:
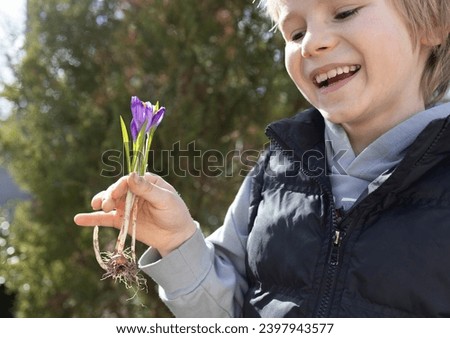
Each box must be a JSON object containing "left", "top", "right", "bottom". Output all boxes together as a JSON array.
[
  {"left": 276, "top": 0, "right": 446, "bottom": 154},
  {"left": 281, "top": 1, "right": 427, "bottom": 153},
  {"left": 75, "top": 0, "right": 450, "bottom": 317}
]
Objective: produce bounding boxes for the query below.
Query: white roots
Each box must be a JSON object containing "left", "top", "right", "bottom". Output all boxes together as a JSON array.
[{"left": 93, "top": 190, "right": 147, "bottom": 294}]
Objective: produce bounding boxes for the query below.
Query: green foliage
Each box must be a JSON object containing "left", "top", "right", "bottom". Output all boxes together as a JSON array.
[
  {"left": 0, "top": 0, "right": 306, "bottom": 317},
  {"left": 120, "top": 115, "right": 131, "bottom": 173}
]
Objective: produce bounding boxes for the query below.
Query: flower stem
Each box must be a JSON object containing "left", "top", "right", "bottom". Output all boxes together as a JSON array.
[
  {"left": 115, "top": 189, "right": 135, "bottom": 254},
  {"left": 131, "top": 196, "right": 139, "bottom": 263}
]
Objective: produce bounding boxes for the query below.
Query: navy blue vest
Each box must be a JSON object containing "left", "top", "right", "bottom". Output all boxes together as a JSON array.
[{"left": 243, "top": 108, "right": 450, "bottom": 317}]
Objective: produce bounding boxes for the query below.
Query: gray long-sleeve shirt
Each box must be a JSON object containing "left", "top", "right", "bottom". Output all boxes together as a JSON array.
[
  {"left": 138, "top": 102, "right": 450, "bottom": 318},
  {"left": 139, "top": 174, "right": 252, "bottom": 317}
]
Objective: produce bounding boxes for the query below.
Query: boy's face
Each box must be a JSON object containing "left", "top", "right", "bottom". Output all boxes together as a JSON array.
[{"left": 278, "top": 0, "right": 430, "bottom": 131}]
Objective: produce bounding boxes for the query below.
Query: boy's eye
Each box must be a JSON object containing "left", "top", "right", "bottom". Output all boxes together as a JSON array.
[
  {"left": 292, "top": 31, "right": 305, "bottom": 41},
  {"left": 334, "top": 8, "right": 360, "bottom": 20}
]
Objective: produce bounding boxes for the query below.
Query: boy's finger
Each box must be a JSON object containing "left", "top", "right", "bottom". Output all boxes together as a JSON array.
[
  {"left": 74, "top": 211, "right": 121, "bottom": 229},
  {"left": 91, "top": 191, "right": 105, "bottom": 210},
  {"left": 101, "top": 176, "right": 129, "bottom": 211},
  {"left": 109, "top": 175, "right": 132, "bottom": 200}
]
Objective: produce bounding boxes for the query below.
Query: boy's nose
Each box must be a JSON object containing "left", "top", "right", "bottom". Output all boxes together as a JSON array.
[{"left": 301, "top": 26, "right": 337, "bottom": 58}]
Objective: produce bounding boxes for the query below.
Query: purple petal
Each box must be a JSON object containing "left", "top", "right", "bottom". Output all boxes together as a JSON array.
[
  {"left": 144, "top": 101, "right": 154, "bottom": 114},
  {"left": 130, "top": 96, "right": 147, "bottom": 125},
  {"left": 151, "top": 107, "right": 165, "bottom": 128},
  {"left": 144, "top": 103, "right": 154, "bottom": 133},
  {"left": 130, "top": 96, "right": 153, "bottom": 141},
  {"left": 130, "top": 96, "right": 142, "bottom": 118},
  {"left": 130, "top": 119, "right": 139, "bottom": 141},
  {"left": 131, "top": 96, "right": 141, "bottom": 109}
]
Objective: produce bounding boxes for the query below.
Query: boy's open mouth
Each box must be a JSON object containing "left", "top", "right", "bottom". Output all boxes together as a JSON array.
[{"left": 313, "top": 65, "right": 361, "bottom": 88}]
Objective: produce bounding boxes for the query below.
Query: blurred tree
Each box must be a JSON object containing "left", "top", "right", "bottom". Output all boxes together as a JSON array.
[{"left": 0, "top": 0, "right": 306, "bottom": 317}]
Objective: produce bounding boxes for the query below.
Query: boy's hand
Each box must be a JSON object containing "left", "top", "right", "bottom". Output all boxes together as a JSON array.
[{"left": 74, "top": 172, "right": 197, "bottom": 257}]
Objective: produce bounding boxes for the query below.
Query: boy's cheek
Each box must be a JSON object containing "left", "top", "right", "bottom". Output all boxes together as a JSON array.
[{"left": 284, "top": 47, "right": 299, "bottom": 77}]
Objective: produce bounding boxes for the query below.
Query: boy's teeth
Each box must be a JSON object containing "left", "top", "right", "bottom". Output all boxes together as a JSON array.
[
  {"left": 315, "top": 73, "right": 327, "bottom": 84},
  {"left": 327, "top": 69, "right": 337, "bottom": 78},
  {"left": 315, "top": 65, "right": 360, "bottom": 85}
]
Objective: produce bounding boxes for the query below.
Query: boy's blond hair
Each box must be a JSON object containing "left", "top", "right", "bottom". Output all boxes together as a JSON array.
[{"left": 259, "top": 0, "right": 450, "bottom": 106}]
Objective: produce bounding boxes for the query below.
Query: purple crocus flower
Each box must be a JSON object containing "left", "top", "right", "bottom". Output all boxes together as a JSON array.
[
  {"left": 130, "top": 96, "right": 152, "bottom": 141},
  {"left": 130, "top": 96, "right": 165, "bottom": 141}
]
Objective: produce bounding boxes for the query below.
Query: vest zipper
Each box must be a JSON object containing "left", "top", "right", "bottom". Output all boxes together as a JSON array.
[
  {"left": 330, "top": 229, "right": 343, "bottom": 265},
  {"left": 316, "top": 208, "right": 345, "bottom": 317},
  {"left": 331, "top": 208, "right": 344, "bottom": 265},
  {"left": 265, "top": 128, "right": 346, "bottom": 317}
]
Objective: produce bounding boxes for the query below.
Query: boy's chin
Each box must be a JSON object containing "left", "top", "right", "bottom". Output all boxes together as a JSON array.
[{"left": 317, "top": 109, "right": 347, "bottom": 125}]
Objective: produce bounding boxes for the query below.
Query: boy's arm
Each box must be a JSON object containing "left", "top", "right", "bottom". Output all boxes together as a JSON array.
[{"left": 139, "top": 174, "right": 252, "bottom": 317}]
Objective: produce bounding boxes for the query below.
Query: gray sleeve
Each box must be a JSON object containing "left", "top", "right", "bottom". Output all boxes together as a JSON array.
[{"left": 138, "top": 174, "right": 252, "bottom": 317}]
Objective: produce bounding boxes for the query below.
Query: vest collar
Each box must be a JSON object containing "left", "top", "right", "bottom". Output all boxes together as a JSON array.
[
  {"left": 265, "top": 107, "right": 325, "bottom": 159},
  {"left": 264, "top": 104, "right": 450, "bottom": 186}
]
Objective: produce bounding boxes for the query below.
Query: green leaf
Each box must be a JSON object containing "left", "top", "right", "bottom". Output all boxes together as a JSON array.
[
  {"left": 143, "top": 127, "right": 155, "bottom": 175},
  {"left": 120, "top": 116, "right": 131, "bottom": 174}
]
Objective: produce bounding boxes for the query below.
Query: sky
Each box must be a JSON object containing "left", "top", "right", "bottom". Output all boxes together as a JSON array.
[
  {"left": 0, "top": 0, "right": 26, "bottom": 71},
  {"left": 0, "top": 0, "right": 26, "bottom": 119}
]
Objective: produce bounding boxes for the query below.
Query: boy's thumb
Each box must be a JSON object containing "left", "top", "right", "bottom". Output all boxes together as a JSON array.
[
  {"left": 128, "top": 172, "right": 154, "bottom": 199},
  {"left": 127, "top": 172, "right": 170, "bottom": 207}
]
